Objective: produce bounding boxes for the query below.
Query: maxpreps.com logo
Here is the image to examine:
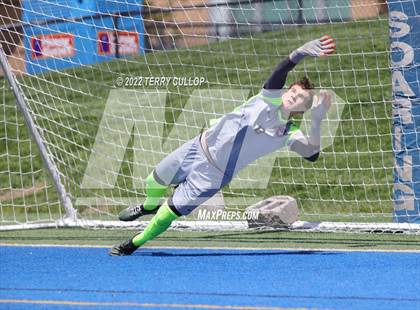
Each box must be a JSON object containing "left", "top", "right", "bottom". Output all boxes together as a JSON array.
[
  {"left": 31, "top": 33, "right": 75, "bottom": 59},
  {"left": 197, "top": 209, "right": 259, "bottom": 221}
]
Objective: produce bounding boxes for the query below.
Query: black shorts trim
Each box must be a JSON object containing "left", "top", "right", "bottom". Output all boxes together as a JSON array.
[{"left": 167, "top": 197, "right": 182, "bottom": 217}]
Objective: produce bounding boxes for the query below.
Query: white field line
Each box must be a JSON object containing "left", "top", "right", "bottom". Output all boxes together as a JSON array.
[{"left": 0, "top": 243, "right": 419, "bottom": 253}]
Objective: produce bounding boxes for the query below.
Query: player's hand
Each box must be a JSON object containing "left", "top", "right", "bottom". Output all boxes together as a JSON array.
[
  {"left": 289, "top": 35, "right": 336, "bottom": 63},
  {"left": 311, "top": 89, "right": 332, "bottom": 123}
]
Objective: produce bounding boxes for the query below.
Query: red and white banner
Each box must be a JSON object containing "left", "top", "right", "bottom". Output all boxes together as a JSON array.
[
  {"left": 31, "top": 33, "right": 74, "bottom": 59},
  {"left": 118, "top": 31, "right": 139, "bottom": 55},
  {"left": 97, "top": 31, "right": 139, "bottom": 55},
  {"left": 98, "top": 31, "right": 116, "bottom": 55}
]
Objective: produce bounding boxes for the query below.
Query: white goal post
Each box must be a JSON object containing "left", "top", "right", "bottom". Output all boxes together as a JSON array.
[{"left": 1, "top": 0, "right": 419, "bottom": 233}]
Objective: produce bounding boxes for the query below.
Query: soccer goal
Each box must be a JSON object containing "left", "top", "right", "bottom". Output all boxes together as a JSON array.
[{"left": 1, "top": 0, "right": 419, "bottom": 233}]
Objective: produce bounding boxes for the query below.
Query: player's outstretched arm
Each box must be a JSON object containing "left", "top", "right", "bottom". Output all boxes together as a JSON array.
[
  {"left": 264, "top": 35, "right": 335, "bottom": 90},
  {"left": 289, "top": 90, "right": 332, "bottom": 162},
  {"left": 308, "top": 90, "right": 332, "bottom": 146}
]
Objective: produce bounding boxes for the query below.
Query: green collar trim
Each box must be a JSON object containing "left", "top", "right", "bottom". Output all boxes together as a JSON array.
[
  {"left": 277, "top": 108, "right": 288, "bottom": 123},
  {"left": 258, "top": 93, "right": 283, "bottom": 106}
]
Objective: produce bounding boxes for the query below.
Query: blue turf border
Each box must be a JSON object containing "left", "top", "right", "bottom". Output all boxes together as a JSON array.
[{"left": 1, "top": 246, "right": 419, "bottom": 310}]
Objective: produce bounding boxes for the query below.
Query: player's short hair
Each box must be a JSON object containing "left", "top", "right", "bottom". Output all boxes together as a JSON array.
[{"left": 289, "top": 77, "right": 315, "bottom": 110}]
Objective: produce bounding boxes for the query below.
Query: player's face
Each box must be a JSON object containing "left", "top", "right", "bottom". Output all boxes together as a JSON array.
[{"left": 282, "top": 85, "right": 311, "bottom": 114}]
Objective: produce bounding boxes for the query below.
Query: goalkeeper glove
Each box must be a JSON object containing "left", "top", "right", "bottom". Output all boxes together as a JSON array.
[
  {"left": 311, "top": 89, "right": 332, "bottom": 123},
  {"left": 307, "top": 90, "right": 332, "bottom": 146},
  {"left": 289, "top": 35, "right": 336, "bottom": 64}
]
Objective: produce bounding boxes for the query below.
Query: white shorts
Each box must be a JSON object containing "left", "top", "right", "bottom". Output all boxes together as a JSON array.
[{"left": 154, "top": 136, "right": 227, "bottom": 215}]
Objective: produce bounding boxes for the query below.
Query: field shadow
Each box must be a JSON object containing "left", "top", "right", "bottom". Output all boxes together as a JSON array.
[{"left": 135, "top": 249, "right": 339, "bottom": 257}]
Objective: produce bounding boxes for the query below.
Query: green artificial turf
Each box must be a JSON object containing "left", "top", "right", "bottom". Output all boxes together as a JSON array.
[{"left": 1, "top": 228, "right": 419, "bottom": 252}]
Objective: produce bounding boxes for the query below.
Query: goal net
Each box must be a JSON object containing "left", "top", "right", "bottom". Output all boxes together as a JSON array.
[{"left": 1, "top": 0, "right": 419, "bottom": 233}]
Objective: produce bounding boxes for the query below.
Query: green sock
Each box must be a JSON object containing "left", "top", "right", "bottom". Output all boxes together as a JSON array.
[
  {"left": 143, "top": 171, "right": 168, "bottom": 211},
  {"left": 132, "top": 201, "right": 179, "bottom": 247}
]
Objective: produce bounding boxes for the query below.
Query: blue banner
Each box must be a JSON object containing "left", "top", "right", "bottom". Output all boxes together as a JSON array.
[
  {"left": 23, "top": 0, "right": 145, "bottom": 75},
  {"left": 388, "top": 0, "right": 420, "bottom": 222}
]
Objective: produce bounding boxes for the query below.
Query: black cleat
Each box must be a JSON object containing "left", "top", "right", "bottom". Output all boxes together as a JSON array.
[
  {"left": 118, "top": 204, "right": 159, "bottom": 221},
  {"left": 109, "top": 239, "right": 139, "bottom": 256}
]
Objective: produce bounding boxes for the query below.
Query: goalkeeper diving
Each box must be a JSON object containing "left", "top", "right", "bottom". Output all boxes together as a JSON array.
[{"left": 110, "top": 35, "right": 336, "bottom": 256}]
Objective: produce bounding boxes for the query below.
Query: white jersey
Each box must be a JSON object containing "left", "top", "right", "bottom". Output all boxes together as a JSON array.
[{"left": 204, "top": 89, "right": 304, "bottom": 178}]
